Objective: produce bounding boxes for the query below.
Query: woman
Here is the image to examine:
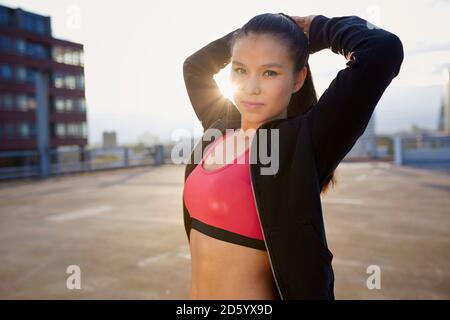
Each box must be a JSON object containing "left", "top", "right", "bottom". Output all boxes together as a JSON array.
[{"left": 182, "top": 13, "right": 403, "bottom": 300}]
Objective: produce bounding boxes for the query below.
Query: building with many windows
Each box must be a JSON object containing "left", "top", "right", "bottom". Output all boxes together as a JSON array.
[{"left": 0, "top": 4, "right": 87, "bottom": 170}]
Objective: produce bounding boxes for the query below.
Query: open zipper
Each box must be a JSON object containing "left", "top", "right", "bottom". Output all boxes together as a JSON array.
[{"left": 248, "top": 130, "right": 285, "bottom": 300}]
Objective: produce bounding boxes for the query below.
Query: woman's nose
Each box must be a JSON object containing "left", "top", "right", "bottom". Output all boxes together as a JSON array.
[{"left": 243, "top": 77, "right": 261, "bottom": 95}]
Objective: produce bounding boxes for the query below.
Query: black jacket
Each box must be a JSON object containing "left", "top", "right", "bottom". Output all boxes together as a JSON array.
[{"left": 182, "top": 14, "right": 404, "bottom": 300}]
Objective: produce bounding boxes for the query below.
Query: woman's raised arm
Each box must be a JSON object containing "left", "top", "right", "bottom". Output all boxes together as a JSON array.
[
  {"left": 302, "top": 15, "right": 404, "bottom": 186},
  {"left": 183, "top": 28, "right": 240, "bottom": 131}
]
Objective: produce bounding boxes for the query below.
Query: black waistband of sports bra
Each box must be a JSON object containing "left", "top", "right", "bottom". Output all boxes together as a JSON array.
[{"left": 190, "top": 218, "right": 266, "bottom": 251}]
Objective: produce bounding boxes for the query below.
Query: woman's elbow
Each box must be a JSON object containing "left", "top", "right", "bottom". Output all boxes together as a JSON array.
[{"left": 382, "top": 33, "right": 404, "bottom": 77}]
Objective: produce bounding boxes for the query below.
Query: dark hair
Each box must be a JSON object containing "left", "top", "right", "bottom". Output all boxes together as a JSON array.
[{"left": 228, "top": 12, "right": 336, "bottom": 195}]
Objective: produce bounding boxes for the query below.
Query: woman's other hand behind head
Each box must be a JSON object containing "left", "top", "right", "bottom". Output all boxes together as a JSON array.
[{"left": 289, "top": 15, "right": 317, "bottom": 39}]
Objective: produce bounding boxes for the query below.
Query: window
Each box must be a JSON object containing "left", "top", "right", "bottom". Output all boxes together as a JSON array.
[
  {"left": 52, "top": 46, "right": 64, "bottom": 63},
  {"left": 76, "top": 74, "right": 84, "bottom": 89},
  {"left": 15, "top": 39, "right": 26, "bottom": 55},
  {"left": 53, "top": 73, "right": 83, "bottom": 90},
  {"left": 4, "top": 94, "right": 13, "bottom": 109},
  {"left": 64, "top": 50, "right": 73, "bottom": 65},
  {"left": 26, "top": 68, "right": 38, "bottom": 83},
  {"left": 76, "top": 98, "right": 86, "bottom": 112},
  {"left": 54, "top": 97, "right": 79, "bottom": 112},
  {"left": 66, "top": 99, "right": 73, "bottom": 112},
  {"left": 28, "top": 96, "right": 36, "bottom": 110},
  {"left": 29, "top": 123, "right": 36, "bottom": 136},
  {"left": 56, "top": 123, "right": 66, "bottom": 137},
  {"left": 18, "top": 122, "right": 30, "bottom": 138},
  {"left": 3, "top": 94, "right": 14, "bottom": 110},
  {"left": 72, "top": 51, "right": 80, "bottom": 65},
  {"left": 0, "top": 6, "right": 10, "bottom": 26},
  {"left": 35, "top": 18, "right": 46, "bottom": 34},
  {"left": 18, "top": 12, "right": 34, "bottom": 32},
  {"left": 65, "top": 123, "right": 86, "bottom": 137},
  {"left": 55, "top": 98, "right": 65, "bottom": 112},
  {"left": 79, "top": 51, "right": 84, "bottom": 66},
  {"left": 25, "top": 42, "right": 34, "bottom": 56},
  {"left": 34, "top": 44, "right": 48, "bottom": 59},
  {"left": 52, "top": 46, "right": 84, "bottom": 66},
  {"left": 11, "top": 39, "right": 49, "bottom": 59},
  {"left": 65, "top": 75, "right": 76, "bottom": 89},
  {"left": 67, "top": 123, "right": 79, "bottom": 136},
  {"left": 2, "top": 94, "right": 13, "bottom": 110},
  {"left": 15, "top": 66, "right": 27, "bottom": 82},
  {"left": 81, "top": 122, "right": 88, "bottom": 138},
  {"left": 0, "top": 64, "right": 13, "bottom": 80},
  {"left": 54, "top": 73, "right": 64, "bottom": 88},
  {"left": 17, "top": 94, "right": 28, "bottom": 111},
  {"left": 25, "top": 42, "right": 47, "bottom": 59},
  {"left": 0, "top": 35, "right": 12, "bottom": 52}
]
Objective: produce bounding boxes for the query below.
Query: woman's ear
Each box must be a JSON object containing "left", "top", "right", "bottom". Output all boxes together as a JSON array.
[{"left": 293, "top": 66, "right": 308, "bottom": 93}]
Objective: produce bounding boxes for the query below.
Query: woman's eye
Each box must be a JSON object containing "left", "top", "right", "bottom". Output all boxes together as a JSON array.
[
  {"left": 233, "top": 68, "right": 278, "bottom": 77},
  {"left": 264, "top": 70, "right": 278, "bottom": 77}
]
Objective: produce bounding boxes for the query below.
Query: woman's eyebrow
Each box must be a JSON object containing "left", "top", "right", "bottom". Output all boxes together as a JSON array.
[{"left": 232, "top": 60, "right": 284, "bottom": 68}]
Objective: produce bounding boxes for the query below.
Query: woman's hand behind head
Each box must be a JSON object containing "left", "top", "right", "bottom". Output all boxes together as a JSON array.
[{"left": 289, "top": 15, "right": 317, "bottom": 39}]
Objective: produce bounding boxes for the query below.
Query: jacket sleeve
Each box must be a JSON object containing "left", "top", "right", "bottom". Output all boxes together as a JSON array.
[
  {"left": 304, "top": 15, "right": 404, "bottom": 186},
  {"left": 183, "top": 28, "right": 240, "bottom": 131}
]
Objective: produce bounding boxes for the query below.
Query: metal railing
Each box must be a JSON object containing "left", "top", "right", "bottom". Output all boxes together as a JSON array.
[
  {"left": 0, "top": 145, "right": 166, "bottom": 180},
  {"left": 394, "top": 134, "right": 450, "bottom": 166}
]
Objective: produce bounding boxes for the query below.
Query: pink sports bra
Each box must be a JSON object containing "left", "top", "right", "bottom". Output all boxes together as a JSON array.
[{"left": 183, "top": 131, "right": 266, "bottom": 251}]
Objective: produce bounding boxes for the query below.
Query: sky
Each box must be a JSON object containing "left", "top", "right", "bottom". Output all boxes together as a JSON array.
[{"left": 1, "top": 0, "right": 450, "bottom": 145}]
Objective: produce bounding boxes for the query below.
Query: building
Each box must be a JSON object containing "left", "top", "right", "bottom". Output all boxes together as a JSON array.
[
  {"left": 102, "top": 131, "right": 117, "bottom": 148},
  {"left": 0, "top": 4, "right": 87, "bottom": 171},
  {"left": 438, "top": 67, "right": 450, "bottom": 134},
  {"left": 346, "top": 113, "right": 377, "bottom": 159}
]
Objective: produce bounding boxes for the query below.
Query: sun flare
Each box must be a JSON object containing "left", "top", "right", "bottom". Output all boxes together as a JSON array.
[{"left": 214, "top": 64, "right": 237, "bottom": 102}]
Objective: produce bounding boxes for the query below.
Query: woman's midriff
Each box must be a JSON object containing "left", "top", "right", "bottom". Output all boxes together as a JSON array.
[
  {"left": 189, "top": 229, "right": 279, "bottom": 300},
  {"left": 188, "top": 130, "right": 278, "bottom": 299}
]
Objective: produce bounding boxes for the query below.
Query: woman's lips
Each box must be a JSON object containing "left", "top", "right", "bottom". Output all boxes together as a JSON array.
[{"left": 242, "top": 100, "right": 264, "bottom": 109}]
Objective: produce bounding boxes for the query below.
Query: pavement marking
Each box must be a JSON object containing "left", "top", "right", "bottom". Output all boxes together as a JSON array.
[
  {"left": 137, "top": 245, "right": 190, "bottom": 268},
  {"left": 339, "top": 162, "right": 392, "bottom": 169},
  {"left": 322, "top": 198, "right": 366, "bottom": 206},
  {"left": 354, "top": 175, "right": 368, "bottom": 182},
  {"left": 46, "top": 205, "right": 114, "bottom": 222},
  {"left": 376, "top": 162, "right": 392, "bottom": 169},
  {"left": 339, "top": 162, "right": 373, "bottom": 168},
  {"left": 3, "top": 251, "right": 60, "bottom": 293},
  {"left": 176, "top": 252, "right": 192, "bottom": 260},
  {"left": 137, "top": 252, "right": 172, "bottom": 267},
  {"left": 96, "top": 168, "right": 153, "bottom": 189}
]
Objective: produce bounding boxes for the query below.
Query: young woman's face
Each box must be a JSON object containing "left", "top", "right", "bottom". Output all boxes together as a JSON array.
[{"left": 230, "top": 33, "right": 305, "bottom": 126}]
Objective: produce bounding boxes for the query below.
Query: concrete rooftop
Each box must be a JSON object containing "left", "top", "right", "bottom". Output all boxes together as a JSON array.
[{"left": 0, "top": 163, "right": 448, "bottom": 299}]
